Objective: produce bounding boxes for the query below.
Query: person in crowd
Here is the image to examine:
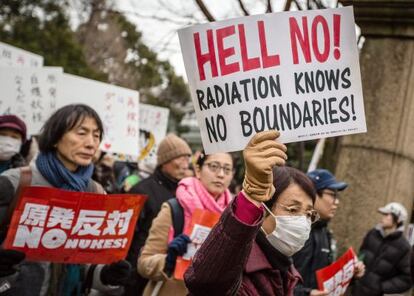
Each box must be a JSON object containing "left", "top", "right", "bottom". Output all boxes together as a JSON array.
[
  {"left": 293, "top": 169, "right": 365, "bottom": 296},
  {"left": 92, "top": 150, "right": 119, "bottom": 193},
  {"left": 0, "top": 104, "right": 131, "bottom": 295},
  {"left": 185, "top": 130, "right": 318, "bottom": 295},
  {"left": 411, "top": 245, "right": 414, "bottom": 284},
  {"left": 353, "top": 202, "right": 412, "bottom": 295},
  {"left": 137, "top": 151, "right": 234, "bottom": 296},
  {"left": 0, "top": 115, "right": 27, "bottom": 174},
  {"left": 124, "top": 134, "right": 192, "bottom": 295}
]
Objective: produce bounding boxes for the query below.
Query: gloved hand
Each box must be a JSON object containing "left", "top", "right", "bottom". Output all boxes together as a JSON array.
[
  {"left": 242, "top": 130, "right": 287, "bottom": 202},
  {"left": 0, "top": 249, "right": 25, "bottom": 277},
  {"left": 164, "top": 234, "right": 191, "bottom": 275},
  {"left": 100, "top": 260, "right": 131, "bottom": 286}
]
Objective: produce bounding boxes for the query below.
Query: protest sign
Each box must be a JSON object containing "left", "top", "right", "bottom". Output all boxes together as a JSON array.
[
  {"left": 174, "top": 209, "right": 220, "bottom": 280},
  {"left": 0, "top": 67, "right": 62, "bottom": 136},
  {"left": 138, "top": 104, "right": 170, "bottom": 166},
  {"left": 58, "top": 73, "right": 140, "bottom": 156},
  {"left": 178, "top": 7, "right": 366, "bottom": 153},
  {"left": 4, "top": 186, "right": 147, "bottom": 264},
  {"left": 0, "top": 42, "right": 43, "bottom": 67},
  {"left": 316, "top": 247, "right": 357, "bottom": 295}
]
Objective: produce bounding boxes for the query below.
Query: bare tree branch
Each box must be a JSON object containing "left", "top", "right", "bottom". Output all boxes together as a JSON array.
[
  {"left": 284, "top": 0, "right": 293, "bottom": 11},
  {"left": 266, "top": 0, "right": 272, "bottom": 13},
  {"left": 293, "top": 0, "right": 303, "bottom": 10},
  {"left": 237, "top": 0, "right": 250, "bottom": 16},
  {"left": 194, "top": 0, "right": 215, "bottom": 22}
]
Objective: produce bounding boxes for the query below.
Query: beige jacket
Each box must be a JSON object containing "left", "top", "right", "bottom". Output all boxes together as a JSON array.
[{"left": 138, "top": 202, "right": 187, "bottom": 296}]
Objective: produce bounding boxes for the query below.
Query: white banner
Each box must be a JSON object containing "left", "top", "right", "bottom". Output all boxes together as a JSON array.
[
  {"left": 0, "top": 42, "right": 43, "bottom": 68},
  {"left": 58, "top": 74, "right": 140, "bottom": 156},
  {"left": 178, "top": 7, "right": 366, "bottom": 153},
  {"left": 0, "top": 67, "right": 62, "bottom": 136},
  {"left": 139, "top": 104, "right": 169, "bottom": 166}
]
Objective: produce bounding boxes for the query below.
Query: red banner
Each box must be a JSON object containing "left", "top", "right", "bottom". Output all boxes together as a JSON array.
[
  {"left": 316, "top": 247, "right": 357, "bottom": 295},
  {"left": 174, "top": 209, "right": 221, "bottom": 280},
  {"left": 4, "top": 186, "right": 146, "bottom": 264}
]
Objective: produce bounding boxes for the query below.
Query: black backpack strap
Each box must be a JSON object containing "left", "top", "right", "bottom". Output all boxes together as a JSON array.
[
  {"left": 0, "top": 166, "right": 32, "bottom": 236},
  {"left": 166, "top": 198, "right": 184, "bottom": 238}
]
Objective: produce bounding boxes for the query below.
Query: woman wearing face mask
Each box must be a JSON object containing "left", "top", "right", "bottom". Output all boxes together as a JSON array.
[
  {"left": 185, "top": 130, "right": 317, "bottom": 295},
  {"left": 0, "top": 115, "right": 27, "bottom": 174},
  {"left": 137, "top": 151, "right": 234, "bottom": 296},
  {"left": 0, "top": 104, "right": 131, "bottom": 296}
]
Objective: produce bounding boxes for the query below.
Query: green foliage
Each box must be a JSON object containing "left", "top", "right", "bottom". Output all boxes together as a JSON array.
[{"left": 0, "top": 0, "right": 106, "bottom": 81}]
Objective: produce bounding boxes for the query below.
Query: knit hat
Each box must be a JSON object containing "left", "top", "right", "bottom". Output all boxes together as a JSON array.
[
  {"left": 0, "top": 115, "right": 27, "bottom": 140},
  {"left": 157, "top": 134, "right": 192, "bottom": 166}
]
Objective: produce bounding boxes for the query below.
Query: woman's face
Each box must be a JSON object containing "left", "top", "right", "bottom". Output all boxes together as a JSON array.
[
  {"left": 55, "top": 117, "right": 101, "bottom": 172},
  {"left": 195, "top": 153, "right": 233, "bottom": 199},
  {"left": 262, "top": 183, "right": 314, "bottom": 234}
]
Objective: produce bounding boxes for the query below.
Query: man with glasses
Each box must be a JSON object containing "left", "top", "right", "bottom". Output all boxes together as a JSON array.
[{"left": 293, "top": 169, "right": 363, "bottom": 296}]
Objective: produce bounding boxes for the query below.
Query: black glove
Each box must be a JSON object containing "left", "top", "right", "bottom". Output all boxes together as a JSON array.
[
  {"left": 164, "top": 234, "right": 191, "bottom": 276},
  {"left": 100, "top": 260, "right": 131, "bottom": 286},
  {"left": 0, "top": 249, "right": 25, "bottom": 277}
]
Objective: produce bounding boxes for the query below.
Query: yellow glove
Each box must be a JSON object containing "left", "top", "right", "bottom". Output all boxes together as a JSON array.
[{"left": 242, "top": 130, "right": 287, "bottom": 202}]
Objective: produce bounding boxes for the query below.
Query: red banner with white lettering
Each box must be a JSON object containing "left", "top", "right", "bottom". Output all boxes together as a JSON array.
[
  {"left": 316, "top": 247, "right": 357, "bottom": 295},
  {"left": 174, "top": 209, "right": 221, "bottom": 280},
  {"left": 4, "top": 186, "right": 147, "bottom": 264}
]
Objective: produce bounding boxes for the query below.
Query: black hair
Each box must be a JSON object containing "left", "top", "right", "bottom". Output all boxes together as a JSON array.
[
  {"left": 264, "top": 166, "right": 316, "bottom": 210},
  {"left": 196, "top": 150, "right": 233, "bottom": 168},
  {"left": 390, "top": 213, "right": 403, "bottom": 227},
  {"left": 38, "top": 104, "right": 104, "bottom": 153}
]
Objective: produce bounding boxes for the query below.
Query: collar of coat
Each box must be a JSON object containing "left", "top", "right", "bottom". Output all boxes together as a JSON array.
[{"left": 375, "top": 223, "right": 405, "bottom": 238}]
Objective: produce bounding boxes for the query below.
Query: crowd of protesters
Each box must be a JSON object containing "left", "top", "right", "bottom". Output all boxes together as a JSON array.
[{"left": 0, "top": 107, "right": 413, "bottom": 296}]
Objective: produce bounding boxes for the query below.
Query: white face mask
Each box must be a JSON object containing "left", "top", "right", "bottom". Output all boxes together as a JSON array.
[
  {"left": 262, "top": 204, "right": 311, "bottom": 257},
  {"left": 0, "top": 135, "right": 22, "bottom": 161}
]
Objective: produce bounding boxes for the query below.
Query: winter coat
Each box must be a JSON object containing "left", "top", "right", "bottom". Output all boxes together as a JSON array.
[
  {"left": 125, "top": 168, "right": 178, "bottom": 295},
  {"left": 138, "top": 177, "right": 231, "bottom": 296},
  {"left": 0, "top": 153, "right": 27, "bottom": 174},
  {"left": 185, "top": 199, "right": 302, "bottom": 296},
  {"left": 412, "top": 245, "right": 414, "bottom": 284},
  {"left": 293, "top": 220, "right": 333, "bottom": 295},
  {"left": 353, "top": 225, "right": 412, "bottom": 296},
  {"left": 0, "top": 163, "right": 120, "bottom": 296},
  {"left": 137, "top": 202, "right": 187, "bottom": 296}
]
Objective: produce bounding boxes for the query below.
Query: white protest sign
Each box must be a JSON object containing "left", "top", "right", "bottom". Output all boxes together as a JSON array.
[
  {"left": 178, "top": 7, "right": 366, "bottom": 154},
  {"left": 58, "top": 73, "right": 140, "bottom": 156},
  {"left": 138, "top": 104, "right": 169, "bottom": 166},
  {"left": 0, "top": 42, "right": 43, "bottom": 67},
  {"left": 0, "top": 67, "right": 62, "bottom": 136}
]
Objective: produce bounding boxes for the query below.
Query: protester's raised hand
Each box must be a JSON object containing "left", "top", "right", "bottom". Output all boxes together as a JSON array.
[{"left": 242, "top": 130, "right": 287, "bottom": 203}]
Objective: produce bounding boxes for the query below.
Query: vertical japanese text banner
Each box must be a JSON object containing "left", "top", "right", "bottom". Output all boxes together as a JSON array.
[
  {"left": 0, "top": 42, "right": 44, "bottom": 68},
  {"left": 58, "top": 73, "right": 140, "bottom": 156},
  {"left": 178, "top": 6, "right": 366, "bottom": 154},
  {"left": 0, "top": 67, "right": 62, "bottom": 136},
  {"left": 4, "top": 186, "right": 147, "bottom": 264}
]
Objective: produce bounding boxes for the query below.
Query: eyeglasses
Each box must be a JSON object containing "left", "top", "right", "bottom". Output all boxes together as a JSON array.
[
  {"left": 276, "top": 203, "right": 320, "bottom": 223},
  {"left": 204, "top": 162, "right": 234, "bottom": 176},
  {"left": 323, "top": 190, "right": 340, "bottom": 200}
]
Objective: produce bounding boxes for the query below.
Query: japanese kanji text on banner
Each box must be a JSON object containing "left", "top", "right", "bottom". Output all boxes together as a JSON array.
[
  {"left": 178, "top": 7, "right": 366, "bottom": 154},
  {"left": 316, "top": 247, "right": 357, "bottom": 295},
  {"left": 4, "top": 187, "right": 147, "bottom": 264}
]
